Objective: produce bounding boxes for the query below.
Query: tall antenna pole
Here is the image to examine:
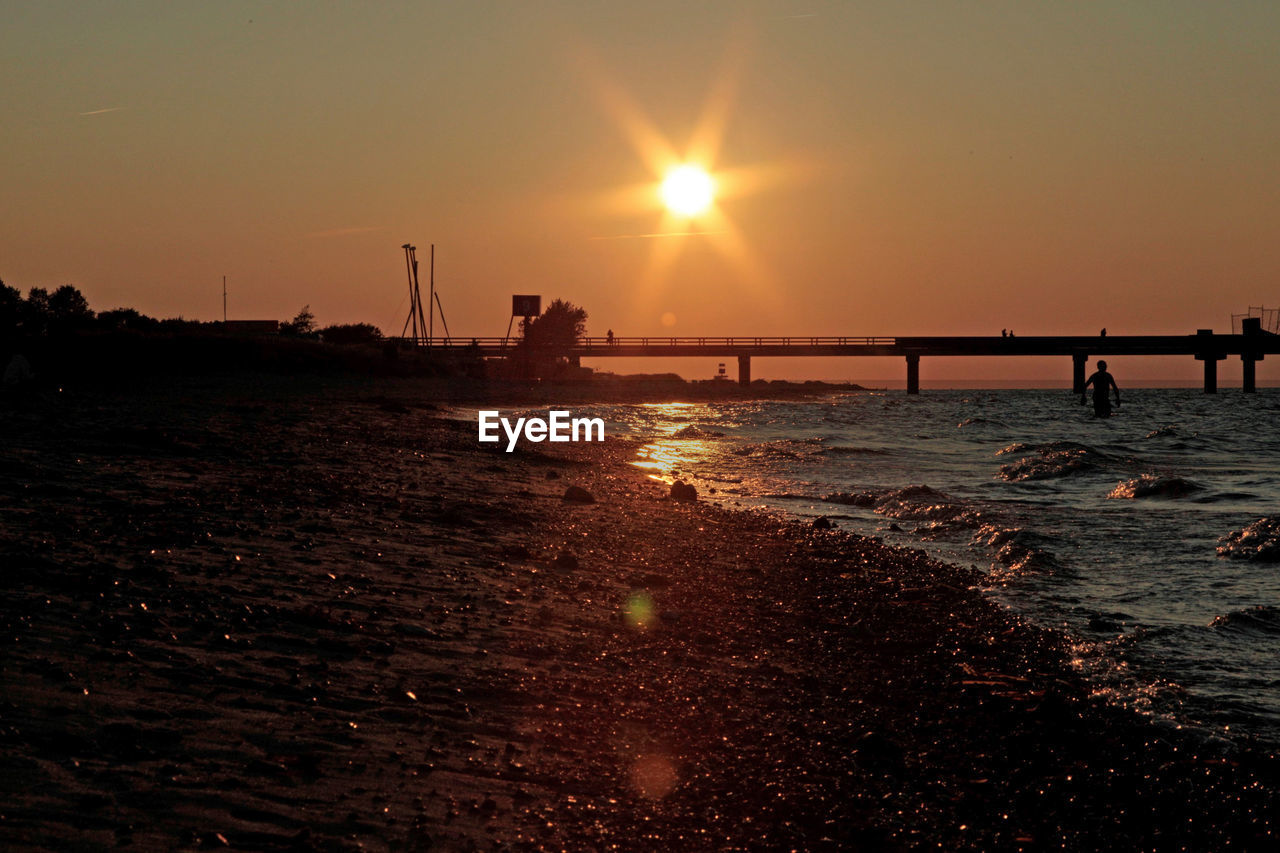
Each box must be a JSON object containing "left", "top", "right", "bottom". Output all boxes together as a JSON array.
[
  {"left": 398, "top": 243, "right": 442, "bottom": 346},
  {"left": 401, "top": 244, "right": 422, "bottom": 344},
  {"left": 222, "top": 276, "right": 227, "bottom": 323},
  {"left": 416, "top": 248, "right": 426, "bottom": 341}
]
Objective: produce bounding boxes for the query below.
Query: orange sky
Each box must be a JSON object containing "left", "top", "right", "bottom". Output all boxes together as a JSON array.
[{"left": 3, "top": 2, "right": 1279, "bottom": 384}]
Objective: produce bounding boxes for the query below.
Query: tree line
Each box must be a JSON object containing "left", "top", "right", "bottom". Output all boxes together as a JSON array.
[
  {"left": 0, "top": 280, "right": 383, "bottom": 345},
  {"left": 2, "top": 278, "right": 592, "bottom": 355}
]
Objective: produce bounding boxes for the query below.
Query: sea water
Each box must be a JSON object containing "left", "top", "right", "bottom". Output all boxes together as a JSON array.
[{"left": 566, "top": 389, "right": 1280, "bottom": 745}]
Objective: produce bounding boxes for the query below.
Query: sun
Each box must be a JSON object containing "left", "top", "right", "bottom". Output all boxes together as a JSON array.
[{"left": 660, "top": 165, "right": 715, "bottom": 217}]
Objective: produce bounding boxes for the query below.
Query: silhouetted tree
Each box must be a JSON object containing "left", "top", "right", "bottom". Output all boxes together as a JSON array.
[
  {"left": 281, "top": 305, "right": 317, "bottom": 337},
  {"left": 158, "top": 317, "right": 202, "bottom": 333},
  {"left": 23, "top": 288, "right": 51, "bottom": 336},
  {"left": 521, "top": 299, "right": 587, "bottom": 352},
  {"left": 98, "top": 307, "right": 161, "bottom": 333},
  {"left": 513, "top": 299, "right": 589, "bottom": 380},
  {"left": 47, "top": 284, "right": 95, "bottom": 333},
  {"left": 0, "top": 280, "right": 21, "bottom": 335},
  {"left": 320, "top": 323, "right": 383, "bottom": 345}
]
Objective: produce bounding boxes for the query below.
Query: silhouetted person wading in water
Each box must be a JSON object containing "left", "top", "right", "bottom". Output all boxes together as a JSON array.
[{"left": 1082, "top": 360, "right": 1120, "bottom": 417}]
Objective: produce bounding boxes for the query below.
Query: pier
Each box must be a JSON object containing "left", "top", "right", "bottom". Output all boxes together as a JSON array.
[{"left": 408, "top": 319, "right": 1277, "bottom": 393}]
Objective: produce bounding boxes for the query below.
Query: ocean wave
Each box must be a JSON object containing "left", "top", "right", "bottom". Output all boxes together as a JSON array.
[
  {"left": 672, "top": 425, "right": 726, "bottom": 439},
  {"left": 822, "top": 490, "right": 881, "bottom": 507},
  {"left": 996, "top": 442, "right": 1031, "bottom": 456},
  {"left": 870, "top": 485, "right": 954, "bottom": 520},
  {"left": 1209, "top": 605, "right": 1280, "bottom": 636},
  {"left": 1217, "top": 517, "right": 1280, "bottom": 561},
  {"left": 1195, "top": 491, "right": 1261, "bottom": 503},
  {"left": 973, "top": 524, "right": 1062, "bottom": 575},
  {"left": 998, "top": 441, "right": 1109, "bottom": 481},
  {"left": 1146, "top": 427, "right": 1219, "bottom": 453},
  {"left": 916, "top": 511, "right": 988, "bottom": 539},
  {"left": 1107, "top": 474, "right": 1204, "bottom": 500},
  {"left": 823, "top": 485, "right": 984, "bottom": 531}
]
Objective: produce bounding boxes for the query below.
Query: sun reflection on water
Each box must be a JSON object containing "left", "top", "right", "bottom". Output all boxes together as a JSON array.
[{"left": 629, "top": 402, "right": 721, "bottom": 485}]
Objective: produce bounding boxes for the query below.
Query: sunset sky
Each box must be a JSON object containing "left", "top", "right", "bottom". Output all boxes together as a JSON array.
[{"left": 4, "top": 1, "right": 1279, "bottom": 383}]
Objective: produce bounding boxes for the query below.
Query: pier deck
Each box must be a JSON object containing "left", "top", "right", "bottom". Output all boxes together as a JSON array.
[{"left": 406, "top": 325, "right": 1278, "bottom": 393}]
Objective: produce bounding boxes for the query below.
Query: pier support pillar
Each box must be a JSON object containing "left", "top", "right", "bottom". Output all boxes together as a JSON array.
[
  {"left": 1242, "top": 355, "right": 1260, "bottom": 393},
  {"left": 1195, "top": 329, "right": 1225, "bottom": 394},
  {"left": 1072, "top": 352, "right": 1088, "bottom": 395},
  {"left": 738, "top": 355, "right": 751, "bottom": 386},
  {"left": 906, "top": 354, "right": 920, "bottom": 395},
  {"left": 1202, "top": 357, "right": 1218, "bottom": 394},
  {"left": 1242, "top": 318, "right": 1262, "bottom": 394}
]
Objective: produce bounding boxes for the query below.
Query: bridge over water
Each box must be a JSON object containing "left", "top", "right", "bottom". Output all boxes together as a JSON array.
[{"left": 409, "top": 320, "right": 1278, "bottom": 393}]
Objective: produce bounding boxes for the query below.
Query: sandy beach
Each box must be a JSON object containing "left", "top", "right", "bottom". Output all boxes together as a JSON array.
[{"left": 2, "top": 374, "right": 1278, "bottom": 851}]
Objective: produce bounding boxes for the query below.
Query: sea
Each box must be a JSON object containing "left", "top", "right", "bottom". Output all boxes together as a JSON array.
[{"left": 538, "top": 389, "right": 1280, "bottom": 747}]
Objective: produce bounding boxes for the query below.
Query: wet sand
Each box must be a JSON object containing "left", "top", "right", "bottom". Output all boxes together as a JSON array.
[{"left": 2, "top": 374, "right": 1277, "bottom": 850}]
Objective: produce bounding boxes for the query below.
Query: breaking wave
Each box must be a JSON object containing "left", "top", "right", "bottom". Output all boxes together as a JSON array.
[
  {"left": 998, "top": 441, "right": 1109, "bottom": 481},
  {"left": 823, "top": 485, "right": 986, "bottom": 533},
  {"left": 973, "top": 524, "right": 1062, "bottom": 576},
  {"left": 672, "top": 425, "right": 726, "bottom": 439},
  {"left": 1107, "top": 474, "right": 1204, "bottom": 500},
  {"left": 996, "top": 442, "right": 1031, "bottom": 456},
  {"left": 1217, "top": 517, "right": 1280, "bottom": 562}
]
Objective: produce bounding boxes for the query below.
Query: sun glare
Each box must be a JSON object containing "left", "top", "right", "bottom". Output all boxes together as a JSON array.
[
  {"left": 581, "top": 37, "right": 787, "bottom": 306},
  {"left": 660, "top": 165, "right": 715, "bottom": 216}
]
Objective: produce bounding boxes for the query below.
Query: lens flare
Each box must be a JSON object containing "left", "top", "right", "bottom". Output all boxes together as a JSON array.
[
  {"left": 631, "top": 752, "right": 679, "bottom": 799},
  {"left": 623, "top": 590, "right": 656, "bottom": 629}
]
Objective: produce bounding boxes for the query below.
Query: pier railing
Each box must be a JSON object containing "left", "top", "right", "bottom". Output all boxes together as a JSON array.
[{"left": 388, "top": 335, "right": 897, "bottom": 348}]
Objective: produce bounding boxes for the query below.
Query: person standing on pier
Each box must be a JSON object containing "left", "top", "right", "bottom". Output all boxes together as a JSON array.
[{"left": 1081, "top": 360, "right": 1120, "bottom": 417}]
